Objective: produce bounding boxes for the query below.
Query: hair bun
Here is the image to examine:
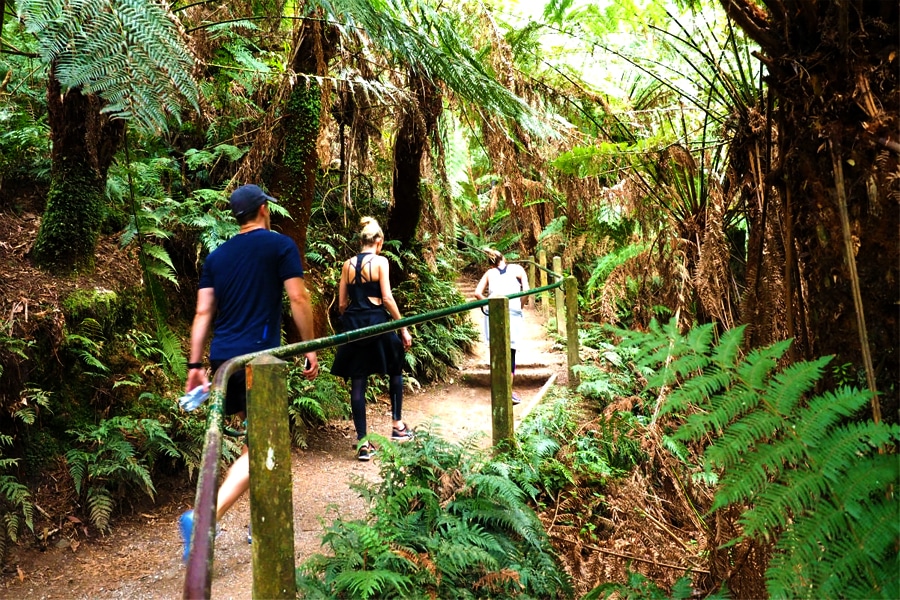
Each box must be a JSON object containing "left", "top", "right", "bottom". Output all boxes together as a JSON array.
[{"left": 359, "top": 216, "right": 384, "bottom": 243}]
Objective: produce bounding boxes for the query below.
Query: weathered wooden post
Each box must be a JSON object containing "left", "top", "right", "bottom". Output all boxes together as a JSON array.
[
  {"left": 538, "top": 250, "right": 548, "bottom": 316},
  {"left": 527, "top": 256, "right": 535, "bottom": 308},
  {"left": 553, "top": 255, "right": 565, "bottom": 335},
  {"left": 488, "top": 297, "right": 514, "bottom": 447},
  {"left": 565, "top": 276, "right": 580, "bottom": 390},
  {"left": 247, "top": 355, "right": 296, "bottom": 599}
]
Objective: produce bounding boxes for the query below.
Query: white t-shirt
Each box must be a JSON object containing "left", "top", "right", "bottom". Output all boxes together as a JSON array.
[{"left": 482, "top": 264, "right": 528, "bottom": 310}]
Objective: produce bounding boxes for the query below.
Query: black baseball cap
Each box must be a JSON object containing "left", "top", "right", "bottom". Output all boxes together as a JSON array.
[{"left": 229, "top": 184, "right": 276, "bottom": 217}]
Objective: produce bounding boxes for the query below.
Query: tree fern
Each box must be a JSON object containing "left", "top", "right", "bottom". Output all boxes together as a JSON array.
[
  {"left": 19, "top": 0, "right": 198, "bottom": 133},
  {"left": 616, "top": 318, "right": 900, "bottom": 598}
]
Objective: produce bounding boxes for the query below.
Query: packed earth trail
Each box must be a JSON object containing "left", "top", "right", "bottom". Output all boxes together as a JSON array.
[{"left": 2, "top": 288, "right": 564, "bottom": 600}]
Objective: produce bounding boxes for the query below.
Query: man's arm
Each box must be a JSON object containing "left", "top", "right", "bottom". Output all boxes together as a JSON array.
[
  {"left": 284, "top": 276, "right": 319, "bottom": 379},
  {"left": 186, "top": 287, "right": 216, "bottom": 393}
]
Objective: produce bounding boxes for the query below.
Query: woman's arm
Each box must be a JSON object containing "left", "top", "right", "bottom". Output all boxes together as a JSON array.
[
  {"left": 517, "top": 265, "right": 530, "bottom": 291},
  {"left": 377, "top": 256, "right": 402, "bottom": 320},
  {"left": 377, "top": 257, "right": 412, "bottom": 349},
  {"left": 338, "top": 260, "right": 350, "bottom": 313},
  {"left": 473, "top": 270, "right": 491, "bottom": 299}
]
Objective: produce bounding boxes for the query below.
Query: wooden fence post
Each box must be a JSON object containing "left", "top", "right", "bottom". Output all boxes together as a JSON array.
[
  {"left": 553, "top": 256, "right": 565, "bottom": 335},
  {"left": 488, "top": 297, "right": 514, "bottom": 447},
  {"left": 247, "top": 355, "right": 296, "bottom": 599},
  {"left": 565, "top": 276, "right": 580, "bottom": 390},
  {"left": 538, "top": 250, "right": 548, "bottom": 316},
  {"left": 527, "top": 256, "right": 535, "bottom": 308}
]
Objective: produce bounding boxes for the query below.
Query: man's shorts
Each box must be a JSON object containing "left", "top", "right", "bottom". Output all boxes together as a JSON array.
[{"left": 210, "top": 360, "right": 247, "bottom": 416}]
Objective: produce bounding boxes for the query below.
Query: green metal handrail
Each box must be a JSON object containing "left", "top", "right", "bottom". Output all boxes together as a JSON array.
[{"left": 183, "top": 264, "right": 566, "bottom": 598}]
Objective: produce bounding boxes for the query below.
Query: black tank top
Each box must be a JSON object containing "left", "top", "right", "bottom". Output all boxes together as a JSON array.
[{"left": 348, "top": 253, "right": 382, "bottom": 306}]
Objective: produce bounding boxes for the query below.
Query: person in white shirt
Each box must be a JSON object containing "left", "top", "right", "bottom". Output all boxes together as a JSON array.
[{"left": 473, "top": 249, "right": 530, "bottom": 405}]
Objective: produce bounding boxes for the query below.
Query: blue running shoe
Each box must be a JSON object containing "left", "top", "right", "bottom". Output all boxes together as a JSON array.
[{"left": 179, "top": 510, "right": 194, "bottom": 563}]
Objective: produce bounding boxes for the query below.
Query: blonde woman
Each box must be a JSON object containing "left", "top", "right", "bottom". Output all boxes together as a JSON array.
[{"left": 331, "top": 217, "right": 413, "bottom": 460}]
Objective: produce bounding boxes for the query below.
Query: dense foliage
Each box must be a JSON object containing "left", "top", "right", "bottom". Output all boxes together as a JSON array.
[
  {"left": 297, "top": 428, "right": 573, "bottom": 599},
  {"left": 0, "top": 0, "right": 896, "bottom": 596}
]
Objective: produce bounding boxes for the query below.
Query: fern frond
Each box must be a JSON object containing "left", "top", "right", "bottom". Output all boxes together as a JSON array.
[
  {"left": 704, "top": 407, "right": 783, "bottom": 469},
  {"left": 86, "top": 486, "right": 115, "bottom": 532},
  {"left": 332, "top": 568, "right": 413, "bottom": 599},
  {"left": 766, "top": 356, "right": 832, "bottom": 415},
  {"left": 627, "top": 320, "right": 898, "bottom": 598},
  {"left": 668, "top": 365, "right": 733, "bottom": 408},
  {"left": 734, "top": 339, "right": 791, "bottom": 389},
  {"left": 792, "top": 386, "right": 875, "bottom": 446},
  {"left": 709, "top": 325, "right": 745, "bottom": 367},
  {"left": 18, "top": 0, "right": 198, "bottom": 133},
  {"left": 433, "top": 538, "right": 499, "bottom": 577},
  {"left": 155, "top": 324, "right": 185, "bottom": 375}
]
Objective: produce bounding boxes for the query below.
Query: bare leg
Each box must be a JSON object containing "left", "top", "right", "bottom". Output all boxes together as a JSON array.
[{"left": 216, "top": 447, "right": 249, "bottom": 520}]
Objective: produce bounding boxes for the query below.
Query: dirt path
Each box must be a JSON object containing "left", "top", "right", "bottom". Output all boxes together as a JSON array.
[{"left": 2, "top": 298, "right": 564, "bottom": 600}]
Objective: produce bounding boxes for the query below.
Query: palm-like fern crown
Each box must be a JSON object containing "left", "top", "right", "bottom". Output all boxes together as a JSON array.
[
  {"left": 617, "top": 319, "right": 900, "bottom": 599},
  {"left": 19, "top": 0, "right": 198, "bottom": 133},
  {"left": 310, "top": 0, "right": 546, "bottom": 133}
]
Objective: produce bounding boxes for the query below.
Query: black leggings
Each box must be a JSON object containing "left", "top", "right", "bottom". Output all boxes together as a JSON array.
[{"left": 350, "top": 374, "right": 404, "bottom": 441}]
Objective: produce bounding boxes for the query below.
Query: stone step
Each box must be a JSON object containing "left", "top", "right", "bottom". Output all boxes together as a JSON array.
[{"left": 458, "top": 367, "right": 556, "bottom": 388}]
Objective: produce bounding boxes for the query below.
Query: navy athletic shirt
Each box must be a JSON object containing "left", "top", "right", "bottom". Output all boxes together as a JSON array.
[{"left": 198, "top": 229, "right": 304, "bottom": 361}]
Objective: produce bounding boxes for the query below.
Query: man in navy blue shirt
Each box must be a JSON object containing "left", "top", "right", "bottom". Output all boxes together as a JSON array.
[{"left": 179, "top": 184, "right": 319, "bottom": 562}]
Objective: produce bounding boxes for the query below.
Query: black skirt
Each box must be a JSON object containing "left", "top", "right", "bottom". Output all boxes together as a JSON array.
[{"left": 330, "top": 306, "right": 406, "bottom": 378}]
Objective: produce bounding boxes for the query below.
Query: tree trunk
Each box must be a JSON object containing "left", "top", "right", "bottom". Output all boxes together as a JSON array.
[
  {"left": 276, "top": 80, "right": 320, "bottom": 258},
  {"left": 387, "top": 72, "right": 441, "bottom": 247},
  {"left": 270, "top": 19, "right": 335, "bottom": 259},
  {"left": 32, "top": 70, "right": 124, "bottom": 273},
  {"left": 723, "top": 0, "right": 899, "bottom": 410},
  {"left": 268, "top": 18, "right": 336, "bottom": 341}
]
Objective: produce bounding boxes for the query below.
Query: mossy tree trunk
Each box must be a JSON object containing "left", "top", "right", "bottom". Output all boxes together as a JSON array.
[
  {"left": 269, "top": 19, "right": 338, "bottom": 256},
  {"left": 32, "top": 69, "right": 124, "bottom": 273},
  {"left": 270, "top": 18, "right": 335, "bottom": 340},
  {"left": 276, "top": 81, "right": 320, "bottom": 256}
]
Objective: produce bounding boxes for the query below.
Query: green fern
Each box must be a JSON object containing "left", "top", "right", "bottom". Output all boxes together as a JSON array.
[
  {"left": 13, "top": 386, "right": 53, "bottom": 425},
  {"left": 0, "top": 435, "right": 34, "bottom": 562},
  {"left": 392, "top": 246, "right": 479, "bottom": 382},
  {"left": 18, "top": 0, "right": 198, "bottom": 133},
  {"left": 66, "top": 416, "right": 181, "bottom": 532},
  {"left": 63, "top": 333, "right": 109, "bottom": 374},
  {"left": 585, "top": 569, "right": 728, "bottom": 600},
  {"left": 297, "top": 427, "right": 573, "bottom": 598},
  {"left": 85, "top": 487, "right": 116, "bottom": 533},
  {"left": 616, "top": 319, "right": 900, "bottom": 599}
]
